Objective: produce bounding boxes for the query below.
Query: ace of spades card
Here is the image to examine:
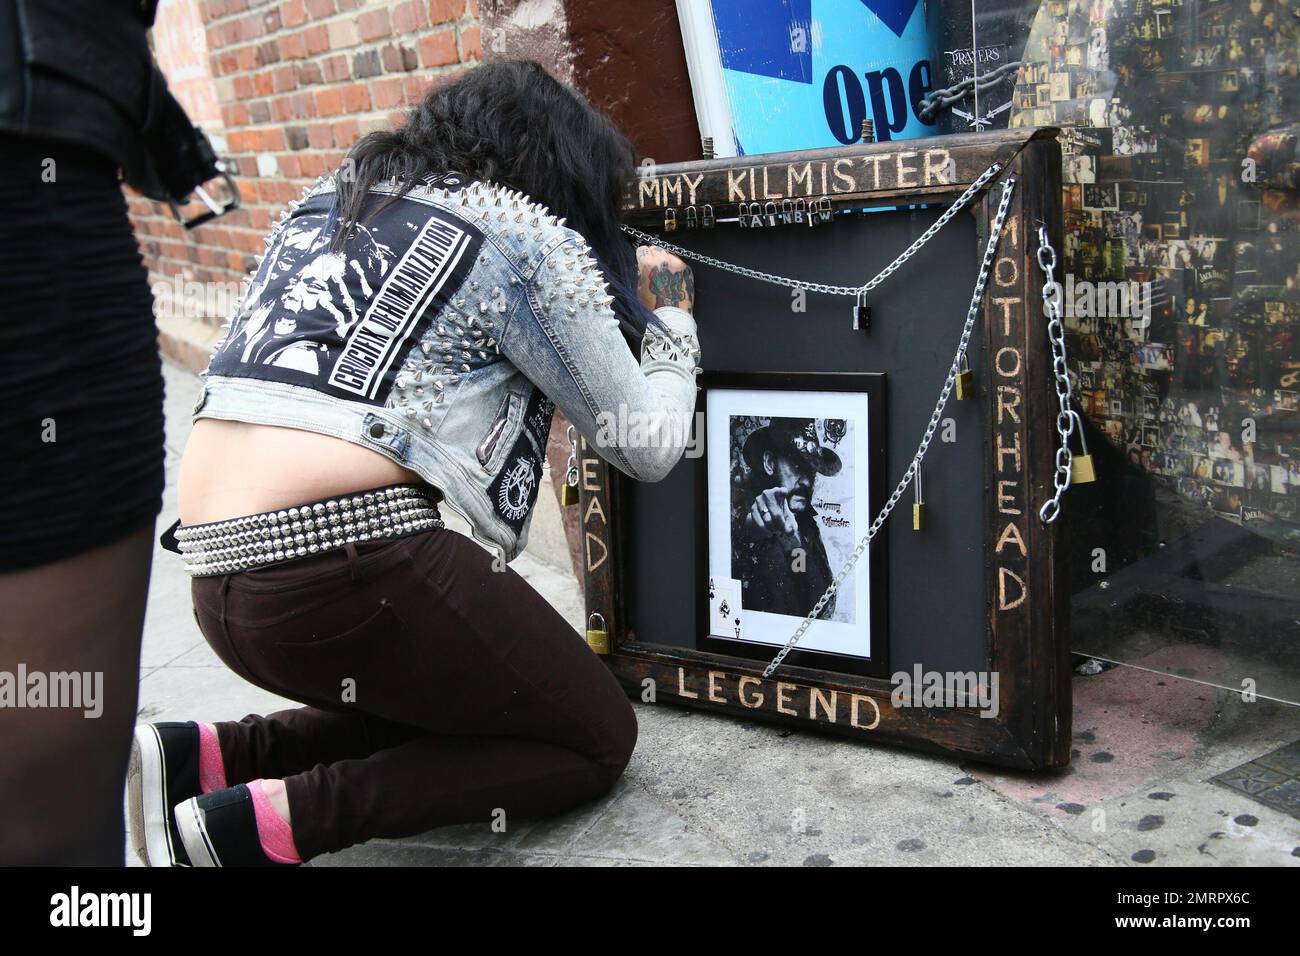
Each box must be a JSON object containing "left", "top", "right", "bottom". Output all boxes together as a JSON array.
[{"left": 708, "top": 576, "right": 744, "bottom": 640}]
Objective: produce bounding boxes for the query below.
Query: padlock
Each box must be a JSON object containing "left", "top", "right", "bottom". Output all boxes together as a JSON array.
[
  {"left": 586, "top": 612, "right": 610, "bottom": 655},
  {"left": 1069, "top": 411, "right": 1097, "bottom": 484},
  {"left": 955, "top": 352, "right": 974, "bottom": 400},
  {"left": 748, "top": 202, "right": 765, "bottom": 229},
  {"left": 817, "top": 196, "right": 834, "bottom": 224},
  {"left": 781, "top": 199, "right": 794, "bottom": 225},
  {"left": 562, "top": 427, "right": 580, "bottom": 506},
  {"left": 663, "top": 208, "right": 678, "bottom": 233},
  {"left": 738, "top": 202, "right": 748, "bottom": 228},
  {"left": 561, "top": 469, "right": 580, "bottom": 506},
  {"left": 764, "top": 201, "right": 779, "bottom": 228},
  {"left": 853, "top": 289, "right": 871, "bottom": 332},
  {"left": 912, "top": 468, "right": 926, "bottom": 530},
  {"left": 793, "top": 198, "right": 806, "bottom": 224},
  {"left": 685, "top": 205, "right": 699, "bottom": 229},
  {"left": 702, "top": 203, "right": 715, "bottom": 228},
  {"left": 1071, "top": 454, "right": 1097, "bottom": 484}
]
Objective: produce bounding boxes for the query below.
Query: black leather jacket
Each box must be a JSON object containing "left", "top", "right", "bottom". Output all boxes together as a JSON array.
[{"left": 0, "top": 0, "right": 210, "bottom": 201}]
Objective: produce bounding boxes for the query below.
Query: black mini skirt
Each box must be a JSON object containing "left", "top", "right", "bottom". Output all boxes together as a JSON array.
[{"left": 0, "top": 135, "right": 165, "bottom": 571}]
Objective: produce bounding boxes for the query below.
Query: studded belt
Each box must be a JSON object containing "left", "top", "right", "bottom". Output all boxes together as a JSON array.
[{"left": 170, "top": 484, "right": 445, "bottom": 577}]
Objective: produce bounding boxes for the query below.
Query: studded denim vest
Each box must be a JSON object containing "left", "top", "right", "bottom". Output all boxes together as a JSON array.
[{"left": 193, "top": 171, "right": 701, "bottom": 561}]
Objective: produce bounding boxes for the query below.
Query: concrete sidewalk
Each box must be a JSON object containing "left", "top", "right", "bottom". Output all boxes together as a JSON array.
[{"left": 132, "top": 361, "right": 1300, "bottom": 866}]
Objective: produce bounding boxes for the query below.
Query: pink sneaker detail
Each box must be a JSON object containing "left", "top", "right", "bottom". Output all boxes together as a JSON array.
[
  {"left": 247, "top": 779, "right": 302, "bottom": 865},
  {"left": 198, "top": 723, "right": 228, "bottom": 794}
]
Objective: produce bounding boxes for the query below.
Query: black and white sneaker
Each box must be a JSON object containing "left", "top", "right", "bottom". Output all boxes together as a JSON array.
[
  {"left": 174, "top": 785, "right": 301, "bottom": 867},
  {"left": 126, "top": 722, "right": 202, "bottom": 867}
]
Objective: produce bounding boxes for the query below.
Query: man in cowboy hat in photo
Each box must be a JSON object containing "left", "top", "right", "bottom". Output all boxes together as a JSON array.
[{"left": 733, "top": 418, "right": 842, "bottom": 619}]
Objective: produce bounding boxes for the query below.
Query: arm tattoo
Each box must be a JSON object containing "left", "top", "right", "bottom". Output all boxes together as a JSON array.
[{"left": 648, "top": 265, "right": 694, "bottom": 309}]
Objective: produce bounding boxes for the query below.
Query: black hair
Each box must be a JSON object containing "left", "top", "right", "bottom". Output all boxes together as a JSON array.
[{"left": 330, "top": 59, "right": 658, "bottom": 347}]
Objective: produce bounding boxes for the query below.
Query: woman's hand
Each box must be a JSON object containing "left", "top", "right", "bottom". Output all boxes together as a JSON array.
[{"left": 637, "top": 245, "right": 695, "bottom": 314}]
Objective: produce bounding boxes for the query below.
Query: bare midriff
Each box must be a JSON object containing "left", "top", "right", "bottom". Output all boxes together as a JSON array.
[{"left": 177, "top": 419, "right": 425, "bottom": 526}]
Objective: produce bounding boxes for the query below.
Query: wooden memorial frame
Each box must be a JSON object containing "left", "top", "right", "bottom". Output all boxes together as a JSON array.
[{"left": 576, "top": 128, "right": 1069, "bottom": 770}]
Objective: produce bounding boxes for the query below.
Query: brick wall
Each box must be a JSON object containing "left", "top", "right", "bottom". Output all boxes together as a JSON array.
[
  {"left": 152, "top": 0, "right": 225, "bottom": 130},
  {"left": 134, "top": 0, "right": 483, "bottom": 369}
]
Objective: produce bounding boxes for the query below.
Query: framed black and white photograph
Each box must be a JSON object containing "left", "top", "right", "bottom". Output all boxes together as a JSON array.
[{"left": 696, "top": 371, "right": 887, "bottom": 677}]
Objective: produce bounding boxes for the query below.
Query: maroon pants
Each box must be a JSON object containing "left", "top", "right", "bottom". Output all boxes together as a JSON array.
[{"left": 190, "top": 527, "right": 636, "bottom": 860}]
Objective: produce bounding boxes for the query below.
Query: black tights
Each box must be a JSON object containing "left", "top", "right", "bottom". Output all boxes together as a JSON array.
[{"left": 0, "top": 525, "right": 153, "bottom": 864}]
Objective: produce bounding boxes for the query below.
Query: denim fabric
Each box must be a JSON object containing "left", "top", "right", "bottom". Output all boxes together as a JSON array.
[{"left": 195, "top": 172, "right": 700, "bottom": 560}]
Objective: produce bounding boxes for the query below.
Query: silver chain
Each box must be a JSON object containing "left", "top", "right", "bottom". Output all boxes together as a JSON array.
[
  {"left": 621, "top": 162, "right": 1004, "bottom": 298},
  {"left": 760, "top": 175, "right": 1018, "bottom": 677},
  {"left": 564, "top": 424, "right": 580, "bottom": 488},
  {"left": 918, "top": 61, "right": 1024, "bottom": 121},
  {"left": 1036, "top": 225, "right": 1078, "bottom": 524}
]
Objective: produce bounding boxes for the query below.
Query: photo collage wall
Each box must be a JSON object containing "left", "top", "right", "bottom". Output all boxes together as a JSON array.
[{"left": 1009, "top": 0, "right": 1300, "bottom": 542}]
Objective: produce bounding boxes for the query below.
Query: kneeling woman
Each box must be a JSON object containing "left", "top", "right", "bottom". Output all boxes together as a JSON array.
[{"left": 127, "top": 60, "right": 699, "bottom": 866}]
